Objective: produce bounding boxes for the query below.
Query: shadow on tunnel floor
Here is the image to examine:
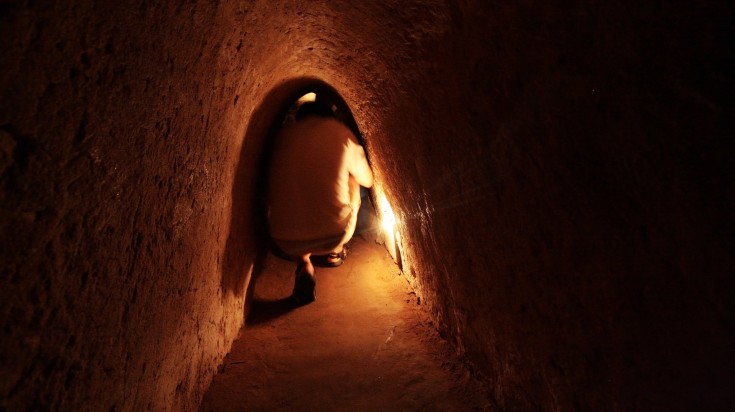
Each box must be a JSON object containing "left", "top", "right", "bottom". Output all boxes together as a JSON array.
[{"left": 245, "top": 297, "right": 299, "bottom": 326}]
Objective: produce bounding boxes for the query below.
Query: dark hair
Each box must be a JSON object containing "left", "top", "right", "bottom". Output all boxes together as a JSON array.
[{"left": 295, "top": 100, "right": 334, "bottom": 120}]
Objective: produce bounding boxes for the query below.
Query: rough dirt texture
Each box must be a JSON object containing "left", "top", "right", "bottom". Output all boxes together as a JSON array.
[
  {"left": 200, "top": 234, "right": 489, "bottom": 411},
  {"left": 1, "top": 1, "right": 733, "bottom": 411}
]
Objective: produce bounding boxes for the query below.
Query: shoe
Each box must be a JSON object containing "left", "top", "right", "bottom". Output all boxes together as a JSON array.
[
  {"left": 292, "top": 263, "right": 316, "bottom": 305},
  {"left": 312, "top": 246, "right": 348, "bottom": 268}
]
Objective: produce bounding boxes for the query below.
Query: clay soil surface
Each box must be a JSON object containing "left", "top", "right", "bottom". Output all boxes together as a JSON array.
[{"left": 199, "top": 234, "right": 488, "bottom": 411}]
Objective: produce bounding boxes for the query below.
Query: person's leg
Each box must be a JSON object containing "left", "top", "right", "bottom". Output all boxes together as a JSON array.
[
  {"left": 325, "top": 177, "right": 361, "bottom": 263},
  {"left": 297, "top": 253, "right": 313, "bottom": 272},
  {"left": 314, "top": 182, "right": 362, "bottom": 266},
  {"left": 293, "top": 253, "right": 316, "bottom": 304}
]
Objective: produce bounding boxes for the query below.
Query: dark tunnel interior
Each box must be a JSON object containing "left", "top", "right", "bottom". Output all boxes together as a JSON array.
[{"left": 1, "top": 1, "right": 734, "bottom": 410}]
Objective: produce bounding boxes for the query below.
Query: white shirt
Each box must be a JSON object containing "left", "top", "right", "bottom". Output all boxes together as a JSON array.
[{"left": 267, "top": 117, "right": 373, "bottom": 242}]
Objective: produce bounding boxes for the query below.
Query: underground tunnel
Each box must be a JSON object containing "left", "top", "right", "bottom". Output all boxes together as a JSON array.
[{"left": 1, "top": 1, "right": 734, "bottom": 410}]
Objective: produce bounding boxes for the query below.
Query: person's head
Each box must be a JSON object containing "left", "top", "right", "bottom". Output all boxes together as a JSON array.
[{"left": 295, "top": 100, "right": 334, "bottom": 121}]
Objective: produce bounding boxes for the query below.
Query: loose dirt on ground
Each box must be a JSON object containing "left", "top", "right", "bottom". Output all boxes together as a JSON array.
[{"left": 200, "top": 234, "right": 488, "bottom": 411}]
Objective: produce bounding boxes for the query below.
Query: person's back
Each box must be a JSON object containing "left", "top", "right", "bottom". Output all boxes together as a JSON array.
[
  {"left": 268, "top": 116, "right": 360, "bottom": 243},
  {"left": 266, "top": 100, "right": 373, "bottom": 304}
]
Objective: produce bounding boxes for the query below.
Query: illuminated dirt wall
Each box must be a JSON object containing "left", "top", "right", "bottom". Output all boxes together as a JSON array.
[
  {"left": 1, "top": 1, "right": 733, "bottom": 410},
  {"left": 365, "top": 3, "right": 734, "bottom": 410}
]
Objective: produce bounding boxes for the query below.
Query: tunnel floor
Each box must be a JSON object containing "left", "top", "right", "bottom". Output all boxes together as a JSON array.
[{"left": 200, "top": 233, "right": 486, "bottom": 410}]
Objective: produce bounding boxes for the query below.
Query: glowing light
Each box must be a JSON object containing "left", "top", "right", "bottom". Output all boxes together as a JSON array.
[
  {"left": 380, "top": 196, "right": 396, "bottom": 234},
  {"left": 378, "top": 194, "right": 399, "bottom": 262}
]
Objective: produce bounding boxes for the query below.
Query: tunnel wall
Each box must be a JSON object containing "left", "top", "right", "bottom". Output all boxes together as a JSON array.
[
  {"left": 358, "top": 2, "right": 735, "bottom": 411},
  {"left": 0, "top": 2, "right": 288, "bottom": 410},
  {"left": 1, "top": 1, "right": 733, "bottom": 411}
]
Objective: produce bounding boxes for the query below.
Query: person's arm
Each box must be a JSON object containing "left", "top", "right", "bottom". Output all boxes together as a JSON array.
[{"left": 349, "top": 140, "right": 374, "bottom": 188}]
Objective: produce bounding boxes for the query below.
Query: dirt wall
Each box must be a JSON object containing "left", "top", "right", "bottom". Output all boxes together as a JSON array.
[
  {"left": 0, "top": 2, "right": 264, "bottom": 409},
  {"left": 1, "top": 1, "right": 733, "bottom": 410},
  {"left": 362, "top": 2, "right": 735, "bottom": 410}
]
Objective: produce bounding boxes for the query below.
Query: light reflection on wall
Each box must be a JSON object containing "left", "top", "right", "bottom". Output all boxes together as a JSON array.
[{"left": 378, "top": 191, "right": 400, "bottom": 265}]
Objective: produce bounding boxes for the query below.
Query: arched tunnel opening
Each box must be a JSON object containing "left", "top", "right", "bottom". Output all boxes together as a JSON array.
[
  {"left": 243, "top": 79, "right": 402, "bottom": 291},
  {"left": 227, "top": 77, "right": 394, "bottom": 299},
  {"left": 1, "top": 2, "right": 734, "bottom": 411}
]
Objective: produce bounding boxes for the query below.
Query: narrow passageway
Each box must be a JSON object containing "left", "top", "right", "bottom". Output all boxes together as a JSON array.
[
  {"left": 3, "top": 2, "right": 733, "bottom": 410},
  {"left": 200, "top": 208, "right": 486, "bottom": 411}
]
